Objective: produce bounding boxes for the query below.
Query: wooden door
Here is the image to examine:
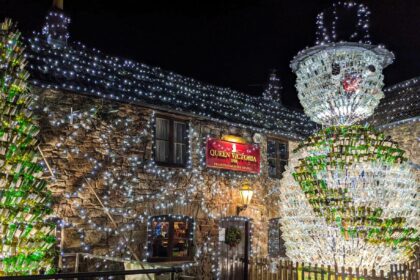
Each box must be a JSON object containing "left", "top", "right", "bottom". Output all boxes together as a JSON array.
[{"left": 218, "top": 217, "right": 251, "bottom": 280}]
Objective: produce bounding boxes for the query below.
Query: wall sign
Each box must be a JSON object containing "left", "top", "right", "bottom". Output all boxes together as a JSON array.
[{"left": 206, "top": 137, "right": 260, "bottom": 173}]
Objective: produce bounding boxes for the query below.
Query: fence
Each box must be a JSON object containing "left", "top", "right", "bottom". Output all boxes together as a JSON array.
[
  {"left": 249, "top": 258, "right": 420, "bottom": 280},
  {"left": 57, "top": 253, "right": 184, "bottom": 280},
  {"left": 0, "top": 267, "right": 183, "bottom": 280}
]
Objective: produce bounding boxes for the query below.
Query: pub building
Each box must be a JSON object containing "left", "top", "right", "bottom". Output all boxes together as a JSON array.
[{"left": 14, "top": 1, "right": 420, "bottom": 279}]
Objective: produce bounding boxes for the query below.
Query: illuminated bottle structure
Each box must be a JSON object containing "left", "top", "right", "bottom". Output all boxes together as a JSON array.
[
  {"left": 0, "top": 19, "right": 56, "bottom": 275},
  {"left": 280, "top": 2, "right": 419, "bottom": 272}
]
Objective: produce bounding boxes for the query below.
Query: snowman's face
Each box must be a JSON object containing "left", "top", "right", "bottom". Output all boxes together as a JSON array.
[
  {"left": 284, "top": 126, "right": 419, "bottom": 269},
  {"left": 294, "top": 48, "right": 385, "bottom": 126}
]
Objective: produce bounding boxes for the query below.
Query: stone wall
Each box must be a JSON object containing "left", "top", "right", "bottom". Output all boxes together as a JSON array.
[
  {"left": 381, "top": 122, "right": 420, "bottom": 165},
  {"left": 381, "top": 122, "right": 420, "bottom": 188},
  {"left": 34, "top": 88, "right": 290, "bottom": 278},
  {"left": 382, "top": 122, "right": 420, "bottom": 257},
  {"left": 32, "top": 87, "right": 420, "bottom": 278}
]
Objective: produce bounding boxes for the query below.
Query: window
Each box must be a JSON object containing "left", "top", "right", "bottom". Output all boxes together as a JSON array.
[
  {"left": 268, "top": 218, "right": 286, "bottom": 258},
  {"left": 267, "top": 138, "right": 288, "bottom": 179},
  {"left": 147, "top": 215, "right": 194, "bottom": 262},
  {"left": 155, "top": 116, "right": 188, "bottom": 166}
]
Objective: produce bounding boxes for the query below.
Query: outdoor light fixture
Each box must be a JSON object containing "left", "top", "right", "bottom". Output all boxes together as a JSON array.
[
  {"left": 237, "top": 182, "right": 253, "bottom": 215},
  {"left": 221, "top": 134, "right": 247, "bottom": 144}
]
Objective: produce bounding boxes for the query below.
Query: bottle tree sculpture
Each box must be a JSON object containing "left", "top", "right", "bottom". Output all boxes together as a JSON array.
[
  {"left": 0, "top": 19, "right": 56, "bottom": 275},
  {"left": 281, "top": 2, "right": 419, "bottom": 272}
]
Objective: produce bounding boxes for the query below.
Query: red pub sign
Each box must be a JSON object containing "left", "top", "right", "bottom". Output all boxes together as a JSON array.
[{"left": 206, "top": 138, "right": 260, "bottom": 174}]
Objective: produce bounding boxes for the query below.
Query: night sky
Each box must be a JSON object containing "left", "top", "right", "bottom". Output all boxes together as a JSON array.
[{"left": 1, "top": 0, "right": 420, "bottom": 109}]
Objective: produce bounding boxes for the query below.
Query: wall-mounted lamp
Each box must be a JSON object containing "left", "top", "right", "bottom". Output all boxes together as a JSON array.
[
  {"left": 221, "top": 134, "right": 248, "bottom": 144},
  {"left": 236, "top": 182, "right": 254, "bottom": 216}
]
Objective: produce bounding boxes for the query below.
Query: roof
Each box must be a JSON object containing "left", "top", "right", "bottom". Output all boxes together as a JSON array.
[
  {"left": 23, "top": 9, "right": 418, "bottom": 138},
  {"left": 370, "top": 77, "right": 420, "bottom": 127},
  {"left": 23, "top": 11, "right": 318, "bottom": 140}
]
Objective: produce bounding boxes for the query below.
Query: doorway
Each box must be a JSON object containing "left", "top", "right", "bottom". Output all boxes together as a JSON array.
[{"left": 218, "top": 217, "right": 251, "bottom": 280}]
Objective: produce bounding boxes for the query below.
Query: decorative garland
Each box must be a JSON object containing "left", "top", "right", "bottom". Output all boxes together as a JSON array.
[{"left": 224, "top": 226, "right": 242, "bottom": 248}]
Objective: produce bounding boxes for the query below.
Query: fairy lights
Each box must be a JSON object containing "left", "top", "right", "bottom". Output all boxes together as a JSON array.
[
  {"left": 23, "top": 9, "right": 317, "bottom": 141},
  {"left": 370, "top": 77, "right": 420, "bottom": 127},
  {"left": 268, "top": 218, "right": 285, "bottom": 258},
  {"left": 146, "top": 215, "right": 195, "bottom": 261},
  {"left": 35, "top": 96, "right": 272, "bottom": 277},
  {"left": 282, "top": 2, "right": 420, "bottom": 274},
  {"left": 315, "top": 2, "right": 371, "bottom": 45},
  {"left": 216, "top": 216, "right": 254, "bottom": 279},
  {"left": 5, "top": 2, "right": 417, "bottom": 277},
  {"left": 12, "top": 10, "right": 311, "bottom": 275},
  {"left": 41, "top": 11, "right": 70, "bottom": 47},
  {"left": 262, "top": 70, "right": 282, "bottom": 104}
]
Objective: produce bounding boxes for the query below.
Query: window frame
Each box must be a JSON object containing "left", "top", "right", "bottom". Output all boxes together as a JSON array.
[
  {"left": 267, "top": 137, "right": 289, "bottom": 179},
  {"left": 147, "top": 215, "right": 194, "bottom": 262},
  {"left": 154, "top": 114, "right": 189, "bottom": 168}
]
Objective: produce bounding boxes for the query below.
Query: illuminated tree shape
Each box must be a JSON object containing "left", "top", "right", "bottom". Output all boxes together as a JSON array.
[{"left": 0, "top": 19, "right": 55, "bottom": 275}]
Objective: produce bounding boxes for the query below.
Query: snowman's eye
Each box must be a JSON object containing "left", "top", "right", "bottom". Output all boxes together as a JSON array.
[
  {"left": 331, "top": 63, "right": 340, "bottom": 76},
  {"left": 368, "top": 64, "right": 376, "bottom": 72}
]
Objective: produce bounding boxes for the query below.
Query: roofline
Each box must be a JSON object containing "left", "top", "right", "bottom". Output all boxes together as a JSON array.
[
  {"left": 384, "top": 76, "right": 420, "bottom": 93},
  {"left": 33, "top": 84, "right": 308, "bottom": 141},
  {"left": 376, "top": 116, "right": 420, "bottom": 130}
]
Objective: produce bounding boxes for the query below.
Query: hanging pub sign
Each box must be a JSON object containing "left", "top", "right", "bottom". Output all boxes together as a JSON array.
[{"left": 206, "top": 137, "right": 260, "bottom": 173}]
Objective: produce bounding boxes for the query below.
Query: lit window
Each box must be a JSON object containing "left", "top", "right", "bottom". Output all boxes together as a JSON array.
[
  {"left": 147, "top": 215, "right": 194, "bottom": 262},
  {"left": 155, "top": 116, "right": 188, "bottom": 166},
  {"left": 267, "top": 139, "right": 288, "bottom": 179}
]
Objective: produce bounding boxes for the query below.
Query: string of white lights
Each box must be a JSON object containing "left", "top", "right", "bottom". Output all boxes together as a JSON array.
[
  {"left": 39, "top": 101, "right": 266, "bottom": 277},
  {"left": 24, "top": 9, "right": 318, "bottom": 141},
  {"left": 316, "top": 2, "right": 371, "bottom": 45}
]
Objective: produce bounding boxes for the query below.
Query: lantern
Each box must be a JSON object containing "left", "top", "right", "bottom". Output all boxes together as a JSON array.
[{"left": 237, "top": 183, "right": 254, "bottom": 215}]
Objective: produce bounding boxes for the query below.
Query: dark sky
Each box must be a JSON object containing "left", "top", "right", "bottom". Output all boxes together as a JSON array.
[{"left": 1, "top": 0, "right": 420, "bottom": 108}]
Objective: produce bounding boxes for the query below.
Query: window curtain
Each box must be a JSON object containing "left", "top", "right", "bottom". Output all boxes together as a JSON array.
[
  {"left": 173, "top": 122, "right": 186, "bottom": 165},
  {"left": 156, "top": 118, "right": 169, "bottom": 162}
]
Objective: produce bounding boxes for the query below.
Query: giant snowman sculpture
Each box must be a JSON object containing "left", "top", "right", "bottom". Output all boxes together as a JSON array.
[{"left": 280, "top": 2, "right": 419, "bottom": 272}]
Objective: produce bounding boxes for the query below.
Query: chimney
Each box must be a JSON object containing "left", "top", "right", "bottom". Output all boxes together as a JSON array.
[
  {"left": 42, "top": 0, "right": 70, "bottom": 48},
  {"left": 262, "top": 69, "right": 283, "bottom": 104},
  {"left": 53, "top": 0, "right": 64, "bottom": 10}
]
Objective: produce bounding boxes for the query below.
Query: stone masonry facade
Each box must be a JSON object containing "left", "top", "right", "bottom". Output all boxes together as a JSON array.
[
  {"left": 33, "top": 88, "right": 298, "bottom": 279},
  {"left": 30, "top": 87, "right": 419, "bottom": 279}
]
